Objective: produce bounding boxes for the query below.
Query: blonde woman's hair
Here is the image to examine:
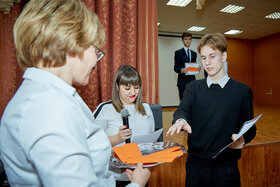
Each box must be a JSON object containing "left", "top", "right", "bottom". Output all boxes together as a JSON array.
[
  {"left": 13, "top": 0, "right": 105, "bottom": 69},
  {"left": 112, "top": 65, "right": 146, "bottom": 116},
  {"left": 197, "top": 33, "right": 227, "bottom": 54}
]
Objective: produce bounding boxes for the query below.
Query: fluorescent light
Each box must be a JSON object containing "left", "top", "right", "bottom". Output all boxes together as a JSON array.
[
  {"left": 220, "top": 4, "right": 245, "bottom": 14},
  {"left": 167, "top": 0, "right": 192, "bottom": 7},
  {"left": 224, "top": 30, "right": 243, "bottom": 35},
  {"left": 187, "top": 26, "right": 206, "bottom": 32},
  {"left": 265, "top": 12, "right": 280, "bottom": 19}
]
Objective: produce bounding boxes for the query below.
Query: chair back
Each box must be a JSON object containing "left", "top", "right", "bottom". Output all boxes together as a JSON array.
[{"left": 149, "top": 104, "right": 163, "bottom": 142}]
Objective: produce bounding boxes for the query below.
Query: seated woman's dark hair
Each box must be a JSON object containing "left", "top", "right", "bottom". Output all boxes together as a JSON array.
[{"left": 112, "top": 65, "right": 146, "bottom": 115}]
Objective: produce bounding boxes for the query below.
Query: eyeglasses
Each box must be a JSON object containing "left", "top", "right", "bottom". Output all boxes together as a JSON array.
[{"left": 95, "top": 46, "right": 105, "bottom": 61}]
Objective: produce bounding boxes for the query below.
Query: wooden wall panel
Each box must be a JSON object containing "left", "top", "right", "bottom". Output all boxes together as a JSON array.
[
  {"left": 226, "top": 38, "right": 255, "bottom": 92},
  {"left": 148, "top": 143, "right": 280, "bottom": 187},
  {"left": 253, "top": 33, "right": 280, "bottom": 106},
  {"left": 148, "top": 154, "right": 187, "bottom": 187},
  {"left": 239, "top": 142, "right": 280, "bottom": 187}
]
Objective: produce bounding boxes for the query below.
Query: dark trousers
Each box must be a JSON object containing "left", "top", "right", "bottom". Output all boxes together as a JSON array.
[
  {"left": 178, "top": 86, "right": 186, "bottom": 100},
  {"left": 116, "top": 181, "right": 149, "bottom": 187},
  {"left": 185, "top": 157, "right": 240, "bottom": 187}
]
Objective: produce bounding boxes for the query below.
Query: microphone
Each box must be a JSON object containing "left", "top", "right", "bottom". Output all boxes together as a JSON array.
[{"left": 120, "top": 108, "right": 130, "bottom": 143}]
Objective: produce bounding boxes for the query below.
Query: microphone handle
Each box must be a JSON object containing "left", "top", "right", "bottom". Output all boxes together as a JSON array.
[{"left": 122, "top": 116, "right": 131, "bottom": 143}]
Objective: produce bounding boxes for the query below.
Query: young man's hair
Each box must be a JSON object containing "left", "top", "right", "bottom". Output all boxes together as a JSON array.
[
  {"left": 13, "top": 0, "right": 105, "bottom": 70},
  {"left": 182, "top": 32, "right": 192, "bottom": 40},
  {"left": 112, "top": 65, "right": 146, "bottom": 116},
  {"left": 197, "top": 33, "right": 227, "bottom": 54}
]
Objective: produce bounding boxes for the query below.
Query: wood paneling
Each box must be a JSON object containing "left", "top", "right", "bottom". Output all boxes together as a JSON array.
[
  {"left": 227, "top": 38, "right": 255, "bottom": 92},
  {"left": 215, "top": 33, "right": 280, "bottom": 106},
  {"left": 148, "top": 143, "right": 280, "bottom": 187},
  {"left": 239, "top": 142, "right": 280, "bottom": 187},
  {"left": 254, "top": 33, "right": 280, "bottom": 106},
  {"left": 148, "top": 153, "right": 187, "bottom": 187}
]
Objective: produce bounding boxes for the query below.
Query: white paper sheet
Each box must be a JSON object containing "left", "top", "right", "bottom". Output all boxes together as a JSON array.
[
  {"left": 185, "top": 62, "right": 200, "bottom": 75},
  {"left": 131, "top": 128, "right": 163, "bottom": 144},
  {"left": 212, "top": 114, "right": 262, "bottom": 158}
]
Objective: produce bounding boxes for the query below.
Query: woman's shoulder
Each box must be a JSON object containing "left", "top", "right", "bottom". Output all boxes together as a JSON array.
[
  {"left": 142, "top": 103, "right": 153, "bottom": 114},
  {"left": 142, "top": 102, "right": 151, "bottom": 109},
  {"left": 93, "top": 100, "right": 114, "bottom": 118}
]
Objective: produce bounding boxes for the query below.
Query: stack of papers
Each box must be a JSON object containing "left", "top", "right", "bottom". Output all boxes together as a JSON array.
[
  {"left": 131, "top": 128, "right": 163, "bottom": 144},
  {"left": 213, "top": 114, "right": 262, "bottom": 158},
  {"left": 113, "top": 143, "right": 183, "bottom": 164}
]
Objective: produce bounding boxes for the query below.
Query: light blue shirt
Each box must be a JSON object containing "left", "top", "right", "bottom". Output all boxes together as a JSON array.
[
  {"left": 207, "top": 73, "right": 230, "bottom": 89},
  {"left": 0, "top": 68, "right": 138, "bottom": 187}
]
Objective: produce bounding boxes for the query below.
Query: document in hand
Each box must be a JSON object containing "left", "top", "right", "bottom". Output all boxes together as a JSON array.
[
  {"left": 212, "top": 114, "right": 262, "bottom": 159},
  {"left": 131, "top": 128, "right": 163, "bottom": 144},
  {"left": 185, "top": 62, "right": 200, "bottom": 75}
]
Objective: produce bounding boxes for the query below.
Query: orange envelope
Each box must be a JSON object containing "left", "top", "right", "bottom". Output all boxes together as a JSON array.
[
  {"left": 187, "top": 67, "right": 198, "bottom": 72},
  {"left": 112, "top": 143, "right": 183, "bottom": 164},
  {"left": 113, "top": 143, "right": 143, "bottom": 163}
]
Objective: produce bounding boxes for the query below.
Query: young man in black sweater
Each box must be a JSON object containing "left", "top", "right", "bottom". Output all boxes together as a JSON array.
[{"left": 166, "top": 33, "right": 256, "bottom": 187}]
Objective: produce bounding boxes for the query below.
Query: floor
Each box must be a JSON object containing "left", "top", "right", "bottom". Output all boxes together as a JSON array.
[{"left": 162, "top": 105, "right": 280, "bottom": 149}]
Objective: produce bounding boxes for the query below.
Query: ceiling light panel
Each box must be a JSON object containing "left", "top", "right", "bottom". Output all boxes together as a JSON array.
[
  {"left": 224, "top": 30, "right": 243, "bottom": 35},
  {"left": 187, "top": 26, "right": 206, "bottom": 32},
  {"left": 220, "top": 4, "right": 245, "bottom": 14},
  {"left": 265, "top": 12, "right": 280, "bottom": 19},
  {"left": 167, "top": 0, "right": 192, "bottom": 7}
]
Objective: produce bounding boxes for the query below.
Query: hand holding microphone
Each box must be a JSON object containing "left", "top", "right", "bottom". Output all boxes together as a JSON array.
[
  {"left": 120, "top": 108, "right": 131, "bottom": 143},
  {"left": 118, "top": 125, "right": 132, "bottom": 142}
]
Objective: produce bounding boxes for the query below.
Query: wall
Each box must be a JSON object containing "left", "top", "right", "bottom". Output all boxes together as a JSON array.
[
  {"left": 148, "top": 142, "right": 280, "bottom": 187},
  {"left": 253, "top": 33, "right": 280, "bottom": 106},
  {"left": 158, "top": 35, "right": 205, "bottom": 107},
  {"left": 227, "top": 38, "right": 255, "bottom": 92}
]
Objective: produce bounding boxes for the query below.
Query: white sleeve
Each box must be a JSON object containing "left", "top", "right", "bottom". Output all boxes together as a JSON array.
[
  {"left": 20, "top": 96, "right": 102, "bottom": 187},
  {"left": 126, "top": 183, "right": 140, "bottom": 187},
  {"left": 93, "top": 103, "right": 109, "bottom": 131},
  {"left": 145, "top": 104, "right": 155, "bottom": 132}
]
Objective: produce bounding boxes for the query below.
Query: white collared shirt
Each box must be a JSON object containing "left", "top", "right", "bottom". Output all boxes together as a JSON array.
[
  {"left": 0, "top": 68, "right": 138, "bottom": 187},
  {"left": 207, "top": 73, "right": 230, "bottom": 88}
]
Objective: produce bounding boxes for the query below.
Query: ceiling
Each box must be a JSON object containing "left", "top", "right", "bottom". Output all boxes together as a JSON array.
[{"left": 157, "top": 0, "right": 280, "bottom": 39}]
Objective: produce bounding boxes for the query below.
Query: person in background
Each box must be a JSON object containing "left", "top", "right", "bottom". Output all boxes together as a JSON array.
[
  {"left": 93, "top": 65, "right": 155, "bottom": 187},
  {"left": 0, "top": 0, "right": 150, "bottom": 186},
  {"left": 166, "top": 33, "right": 256, "bottom": 187},
  {"left": 174, "top": 32, "right": 199, "bottom": 100}
]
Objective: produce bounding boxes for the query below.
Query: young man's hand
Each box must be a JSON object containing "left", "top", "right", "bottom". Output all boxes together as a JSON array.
[
  {"left": 166, "top": 119, "right": 192, "bottom": 136},
  {"left": 181, "top": 68, "right": 188, "bottom": 74},
  {"left": 229, "top": 134, "right": 245, "bottom": 149}
]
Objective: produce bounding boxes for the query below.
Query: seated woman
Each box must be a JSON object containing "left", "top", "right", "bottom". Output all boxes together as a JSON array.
[{"left": 93, "top": 65, "right": 155, "bottom": 147}]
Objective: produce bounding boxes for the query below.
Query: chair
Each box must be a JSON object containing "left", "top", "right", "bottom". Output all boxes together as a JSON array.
[{"left": 149, "top": 104, "right": 163, "bottom": 142}]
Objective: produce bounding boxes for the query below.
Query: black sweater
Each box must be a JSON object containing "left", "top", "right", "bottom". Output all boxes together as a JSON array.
[{"left": 173, "top": 78, "right": 256, "bottom": 163}]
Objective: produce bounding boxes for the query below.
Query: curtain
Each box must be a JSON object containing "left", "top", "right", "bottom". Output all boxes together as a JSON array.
[
  {"left": 137, "top": 0, "right": 159, "bottom": 104},
  {"left": 0, "top": 4, "right": 23, "bottom": 117},
  {"left": 0, "top": 0, "right": 159, "bottom": 116}
]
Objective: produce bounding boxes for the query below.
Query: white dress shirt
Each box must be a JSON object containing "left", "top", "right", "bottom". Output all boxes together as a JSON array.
[
  {"left": 207, "top": 73, "right": 230, "bottom": 88},
  {"left": 0, "top": 68, "right": 138, "bottom": 187}
]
